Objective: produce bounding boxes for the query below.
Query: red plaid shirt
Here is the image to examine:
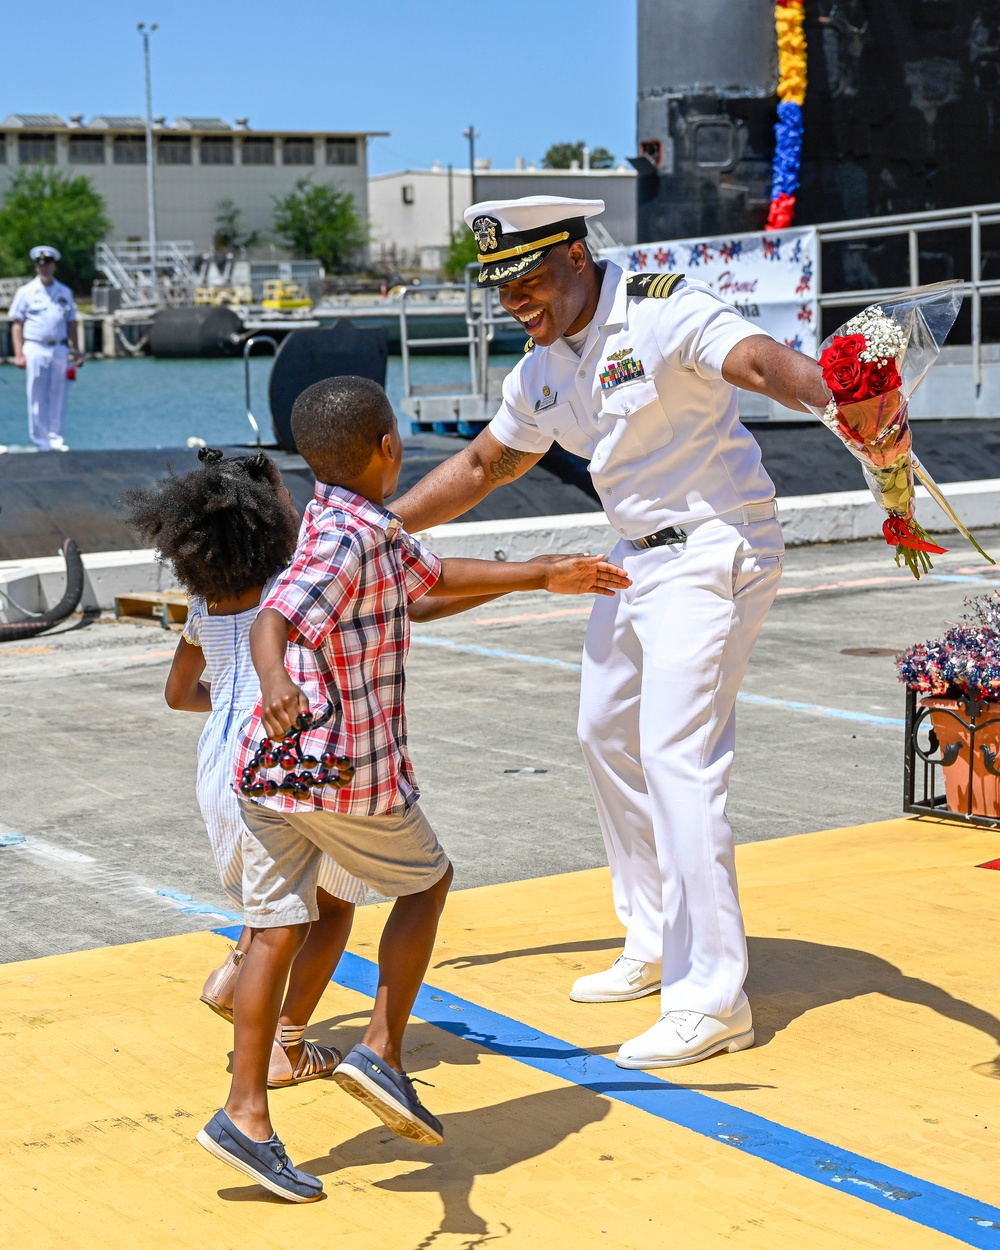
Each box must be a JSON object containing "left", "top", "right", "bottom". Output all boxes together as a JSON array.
[{"left": 235, "top": 482, "right": 441, "bottom": 816}]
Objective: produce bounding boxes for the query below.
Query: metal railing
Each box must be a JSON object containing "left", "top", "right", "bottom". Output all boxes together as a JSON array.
[
  {"left": 815, "top": 201, "right": 1000, "bottom": 393},
  {"left": 398, "top": 264, "right": 515, "bottom": 411},
  {"left": 243, "top": 335, "right": 279, "bottom": 447},
  {"left": 95, "top": 240, "right": 198, "bottom": 307}
]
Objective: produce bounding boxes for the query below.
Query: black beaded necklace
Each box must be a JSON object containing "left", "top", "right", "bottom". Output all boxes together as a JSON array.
[{"left": 239, "top": 704, "right": 354, "bottom": 799}]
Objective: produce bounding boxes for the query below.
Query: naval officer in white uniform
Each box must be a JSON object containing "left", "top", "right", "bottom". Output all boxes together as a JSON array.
[
  {"left": 10, "top": 246, "right": 82, "bottom": 451},
  {"left": 394, "top": 197, "right": 829, "bottom": 1068}
]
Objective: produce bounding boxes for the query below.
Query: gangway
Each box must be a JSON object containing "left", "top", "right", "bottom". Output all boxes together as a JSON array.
[
  {"left": 399, "top": 265, "right": 518, "bottom": 435},
  {"left": 95, "top": 240, "right": 198, "bottom": 308}
]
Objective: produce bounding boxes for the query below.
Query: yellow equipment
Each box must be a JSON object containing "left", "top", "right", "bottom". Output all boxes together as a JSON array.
[
  {"left": 194, "top": 285, "right": 253, "bottom": 306},
  {"left": 260, "top": 279, "right": 313, "bottom": 311}
]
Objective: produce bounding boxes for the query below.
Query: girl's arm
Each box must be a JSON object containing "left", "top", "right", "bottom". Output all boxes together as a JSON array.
[{"left": 164, "top": 637, "right": 211, "bottom": 711}]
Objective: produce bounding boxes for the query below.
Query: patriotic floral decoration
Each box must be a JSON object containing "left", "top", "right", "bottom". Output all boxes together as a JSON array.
[
  {"left": 767, "top": 0, "right": 807, "bottom": 232},
  {"left": 801, "top": 284, "right": 994, "bottom": 579},
  {"left": 897, "top": 594, "right": 1000, "bottom": 702}
]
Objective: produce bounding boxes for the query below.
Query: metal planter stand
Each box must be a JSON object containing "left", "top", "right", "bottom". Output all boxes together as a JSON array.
[{"left": 903, "top": 687, "right": 1000, "bottom": 828}]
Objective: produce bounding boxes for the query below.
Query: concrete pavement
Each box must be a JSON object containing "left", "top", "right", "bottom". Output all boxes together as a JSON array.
[{"left": 2, "top": 531, "right": 999, "bottom": 963}]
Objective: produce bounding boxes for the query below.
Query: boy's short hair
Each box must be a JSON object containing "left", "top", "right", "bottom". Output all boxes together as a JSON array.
[{"left": 291, "top": 376, "right": 395, "bottom": 482}]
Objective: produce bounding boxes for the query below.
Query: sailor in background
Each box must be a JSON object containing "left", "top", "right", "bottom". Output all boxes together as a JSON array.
[
  {"left": 9, "top": 246, "right": 82, "bottom": 452},
  {"left": 393, "top": 196, "right": 830, "bottom": 1068}
]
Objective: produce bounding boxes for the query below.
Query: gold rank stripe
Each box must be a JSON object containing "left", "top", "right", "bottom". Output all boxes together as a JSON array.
[
  {"left": 647, "top": 271, "right": 683, "bottom": 298},
  {"left": 478, "top": 230, "right": 570, "bottom": 263}
]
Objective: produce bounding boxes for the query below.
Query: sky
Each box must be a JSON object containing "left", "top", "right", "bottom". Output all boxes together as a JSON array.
[{"left": 2, "top": 0, "right": 637, "bottom": 175}]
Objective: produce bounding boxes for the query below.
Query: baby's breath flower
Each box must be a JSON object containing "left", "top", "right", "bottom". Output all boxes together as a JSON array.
[{"left": 841, "top": 305, "right": 907, "bottom": 364}]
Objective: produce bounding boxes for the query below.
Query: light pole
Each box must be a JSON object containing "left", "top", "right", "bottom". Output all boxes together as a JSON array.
[
  {"left": 462, "top": 125, "right": 479, "bottom": 206},
  {"left": 138, "top": 22, "right": 159, "bottom": 298}
]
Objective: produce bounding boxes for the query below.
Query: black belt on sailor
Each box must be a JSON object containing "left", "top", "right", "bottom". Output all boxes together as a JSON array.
[
  {"left": 24, "top": 337, "right": 69, "bottom": 347},
  {"left": 628, "top": 500, "right": 779, "bottom": 550}
]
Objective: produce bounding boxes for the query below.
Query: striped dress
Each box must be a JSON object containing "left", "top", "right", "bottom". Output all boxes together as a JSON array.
[{"left": 183, "top": 596, "right": 367, "bottom": 908}]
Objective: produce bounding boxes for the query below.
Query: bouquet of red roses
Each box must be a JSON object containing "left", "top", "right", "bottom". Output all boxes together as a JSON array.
[{"left": 804, "top": 282, "right": 993, "bottom": 578}]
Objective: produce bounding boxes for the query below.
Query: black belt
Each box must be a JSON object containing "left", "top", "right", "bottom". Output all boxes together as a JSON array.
[
  {"left": 24, "top": 338, "right": 68, "bottom": 347},
  {"left": 631, "top": 526, "right": 688, "bottom": 549}
]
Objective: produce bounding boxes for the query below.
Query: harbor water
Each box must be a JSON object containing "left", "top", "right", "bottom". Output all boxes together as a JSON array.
[{"left": 0, "top": 354, "right": 519, "bottom": 451}]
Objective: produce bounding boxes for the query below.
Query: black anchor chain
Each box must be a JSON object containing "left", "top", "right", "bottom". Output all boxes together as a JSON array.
[{"left": 239, "top": 703, "right": 354, "bottom": 800}]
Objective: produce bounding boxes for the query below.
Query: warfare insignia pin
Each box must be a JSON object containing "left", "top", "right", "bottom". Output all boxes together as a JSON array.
[{"left": 473, "top": 216, "right": 499, "bottom": 253}]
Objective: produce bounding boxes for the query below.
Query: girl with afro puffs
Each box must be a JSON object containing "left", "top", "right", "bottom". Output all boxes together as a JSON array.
[{"left": 122, "top": 447, "right": 366, "bottom": 1088}]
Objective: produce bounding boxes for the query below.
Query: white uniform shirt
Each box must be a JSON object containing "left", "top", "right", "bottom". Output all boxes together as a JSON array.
[
  {"left": 9, "top": 276, "right": 77, "bottom": 345},
  {"left": 489, "top": 261, "right": 776, "bottom": 540}
]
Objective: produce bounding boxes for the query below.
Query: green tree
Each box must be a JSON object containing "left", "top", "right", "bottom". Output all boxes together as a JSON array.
[
  {"left": 442, "top": 227, "right": 478, "bottom": 280},
  {"left": 213, "top": 199, "right": 261, "bottom": 252},
  {"left": 271, "top": 178, "right": 367, "bottom": 272},
  {"left": 0, "top": 168, "right": 111, "bottom": 291},
  {"left": 542, "top": 142, "right": 615, "bottom": 170}
]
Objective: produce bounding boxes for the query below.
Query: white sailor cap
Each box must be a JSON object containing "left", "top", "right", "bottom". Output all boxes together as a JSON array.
[
  {"left": 30, "top": 245, "right": 61, "bottom": 262},
  {"left": 463, "top": 196, "right": 605, "bottom": 287}
]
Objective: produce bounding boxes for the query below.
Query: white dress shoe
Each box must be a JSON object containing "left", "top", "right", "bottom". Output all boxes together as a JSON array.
[
  {"left": 569, "top": 955, "right": 662, "bottom": 1003},
  {"left": 615, "top": 999, "right": 754, "bottom": 1068}
]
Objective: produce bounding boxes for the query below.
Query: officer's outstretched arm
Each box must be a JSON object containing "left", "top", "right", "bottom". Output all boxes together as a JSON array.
[
  {"left": 722, "top": 335, "right": 829, "bottom": 413},
  {"left": 393, "top": 428, "right": 544, "bottom": 532}
]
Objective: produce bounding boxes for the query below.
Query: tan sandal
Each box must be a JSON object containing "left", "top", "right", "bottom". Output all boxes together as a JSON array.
[
  {"left": 199, "top": 945, "right": 245, "bottom": 1022},
  {"left": 268, "top": 1023, "right": 342, "bottom": 1088}
]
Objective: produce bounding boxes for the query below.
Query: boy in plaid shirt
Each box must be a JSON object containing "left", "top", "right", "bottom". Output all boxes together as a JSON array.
[{"left": 198, "top": 376, "right": 630, "bottom": 1201}]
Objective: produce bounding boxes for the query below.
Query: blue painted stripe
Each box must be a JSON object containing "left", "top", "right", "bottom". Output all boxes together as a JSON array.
[
  {"left": 211, "top": 927, "right": 1000, "bottom": 1246},
  {"left": 736, "top": 692, "right": 906, "bottom": 728},
  {"left": 412, "top": 634, "right": 583, "bottom": 672},
  {"left": 411, "top": 635, "right": 906, "bottom": 727},
  {"left": 157, "top": 888, "right": 243, "bottom": 924}
]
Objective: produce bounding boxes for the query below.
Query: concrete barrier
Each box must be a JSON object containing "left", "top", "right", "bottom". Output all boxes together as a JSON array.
[
  {"left": 414, "top": 477, "right": 1000, "bottom": 560},
  {"left": 0, "top": 548, "right": 171, "bottom": 622},
  {"left": 3, "top": 479, "right": 999, "bottom": 621}
]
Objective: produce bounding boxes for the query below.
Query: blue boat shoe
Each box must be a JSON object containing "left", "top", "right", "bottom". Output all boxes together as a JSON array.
[
  {"left": 333, "top": 1044, "right": 443, "bottom": 1146},
  {"left": 196, "top": 1109, "right": 323, "bottom": 1202}
]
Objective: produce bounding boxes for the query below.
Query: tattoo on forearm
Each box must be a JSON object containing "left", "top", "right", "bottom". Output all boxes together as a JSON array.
[{"left": 488, "top": 446, "right": 526, "bottom": 483}]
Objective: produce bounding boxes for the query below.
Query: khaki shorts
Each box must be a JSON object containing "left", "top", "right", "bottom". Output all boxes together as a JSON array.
[{"left": 239, "top": 798, "right": 450, "bottom": 927}]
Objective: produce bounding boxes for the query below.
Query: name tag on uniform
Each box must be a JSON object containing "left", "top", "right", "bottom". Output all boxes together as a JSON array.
[
  {"left": 534, "top": 390, "right": 558, "bottom": 412},
  {"left": 600, "top": 355, "right": 644, "bottom": 390}
]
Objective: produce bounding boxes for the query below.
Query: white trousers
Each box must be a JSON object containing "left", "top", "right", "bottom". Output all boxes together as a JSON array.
[
  {"left": 578, "top": 514, "right": 784, "bottom": 1017},
  {"left": 24, "top": 342, "right": 69, "bottom": 449}
]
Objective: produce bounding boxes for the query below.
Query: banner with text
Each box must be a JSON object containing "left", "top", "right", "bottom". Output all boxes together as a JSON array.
[{"left": 599, "top": 227, "right": 819, "bottom": 358}]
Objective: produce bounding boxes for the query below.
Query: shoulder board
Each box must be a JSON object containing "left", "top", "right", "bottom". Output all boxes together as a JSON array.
[
  {"left": 626, "top": 272, "right": 685, "bottom": 299},
  {"left": 523, "top": 337, "right": 535, "bottom": 354}
]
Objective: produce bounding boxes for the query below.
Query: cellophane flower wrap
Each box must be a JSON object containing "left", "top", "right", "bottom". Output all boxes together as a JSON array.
[{"left": 803, "top": 281, "right": 993, "bottom": 578}]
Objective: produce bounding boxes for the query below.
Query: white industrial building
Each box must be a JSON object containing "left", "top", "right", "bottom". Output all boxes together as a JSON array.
[
  {"left": 368, "top": 162, "right": 638, "bottom": 273},
  {"left": 0, "top": 114, "right": 382, "bottom": 254}
]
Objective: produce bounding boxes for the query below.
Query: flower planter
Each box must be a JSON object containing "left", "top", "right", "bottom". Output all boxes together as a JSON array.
[{"left": 920, "top": 697, "right": 1000, "bottom": 818}]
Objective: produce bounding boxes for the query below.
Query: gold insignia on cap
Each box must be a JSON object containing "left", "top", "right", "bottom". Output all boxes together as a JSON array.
[{"left": 472, "top": 216, "right": 498, "bottom": 253}]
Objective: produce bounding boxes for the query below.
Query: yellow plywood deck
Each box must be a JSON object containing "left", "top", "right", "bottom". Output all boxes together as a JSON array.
[{"left": 2, "top": 816, "right": 999, "bottom": 1249}]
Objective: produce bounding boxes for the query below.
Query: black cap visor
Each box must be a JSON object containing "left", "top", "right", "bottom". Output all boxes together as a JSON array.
[{"left": 475, "top": 216, "right": 589, "bottom": 288}]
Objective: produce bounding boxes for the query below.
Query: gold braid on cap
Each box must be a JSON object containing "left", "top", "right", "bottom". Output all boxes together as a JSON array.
[
  {"left": 477, "top": 230, "right": 570, "bottom": 264},
  {"left": 478, "top": 251, "right": 545, "bottom": 284}
]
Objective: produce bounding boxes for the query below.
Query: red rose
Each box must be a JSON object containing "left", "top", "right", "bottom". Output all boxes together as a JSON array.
[
  {"left": 854, "top": 359, "right": 901, "bottom": 401},
  {"left": 820, "top": 334, "right": 866, "bottom": 400}
]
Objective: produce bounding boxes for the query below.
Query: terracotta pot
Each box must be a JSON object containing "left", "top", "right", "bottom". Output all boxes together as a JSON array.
[{"left": 921, "top": 696, "right": 1000, "bottom": 817}]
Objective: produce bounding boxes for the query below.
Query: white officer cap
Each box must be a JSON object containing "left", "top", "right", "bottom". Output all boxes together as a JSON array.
[
  {"left": 463, "top": 196, "right": 605, "bottom": 287},
  {"left": 30, "top": 245, "right": 61, "bottom": 262}
]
